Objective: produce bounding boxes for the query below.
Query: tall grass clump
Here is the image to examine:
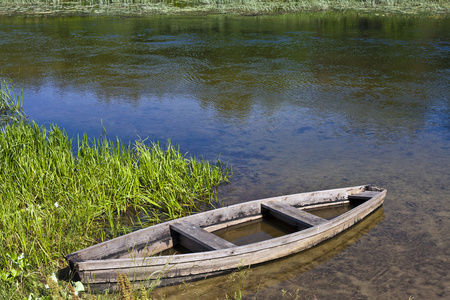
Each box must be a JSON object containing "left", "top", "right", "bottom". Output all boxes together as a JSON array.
[
  {"left": 0, "top": 81, "right": 231, "bottom": 298},
  {"left": 0, "top": 78, "right": 26, "bottom": 125},
  {"left": 0, "top": 0, "right": 448, "bottom": 14}
]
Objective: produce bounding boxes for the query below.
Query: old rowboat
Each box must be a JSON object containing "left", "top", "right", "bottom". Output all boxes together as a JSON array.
[{"left": 66, "top": 185, "right": 386, "bottom": 291}]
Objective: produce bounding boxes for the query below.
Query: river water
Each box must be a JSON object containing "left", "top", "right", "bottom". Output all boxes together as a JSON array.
[{"left": 1, "top": 12, "right": 449, "bottom": 299}]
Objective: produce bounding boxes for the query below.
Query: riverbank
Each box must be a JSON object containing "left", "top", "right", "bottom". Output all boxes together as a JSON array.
[
  {"left": 0, "top": 79, "right": 232, "bottom": 299},
  {"left": 0, "top": 0, "right": 449, "bottom": 16}
]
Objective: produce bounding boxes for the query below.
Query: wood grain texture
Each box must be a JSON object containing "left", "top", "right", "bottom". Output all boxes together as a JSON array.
[
  {"left": 261, "top": 202, "right": 328, "bottom": 228},
  {"left": 170, "top": 221, "right": 236, "bottom": 252},
  {"left": 348, "top": 191, "right": 381, "bottom": 200}
]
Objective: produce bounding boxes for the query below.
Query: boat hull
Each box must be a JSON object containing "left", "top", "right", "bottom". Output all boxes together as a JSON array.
[{"left": 65, "top": 185, "right": 386, "bottom": 292}]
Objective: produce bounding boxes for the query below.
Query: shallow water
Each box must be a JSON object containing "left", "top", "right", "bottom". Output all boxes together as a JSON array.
[{"left": 1, "top": 12, "right": 449, "bottom": 299}]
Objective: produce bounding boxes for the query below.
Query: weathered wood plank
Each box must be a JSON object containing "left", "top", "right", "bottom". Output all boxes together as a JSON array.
[
  {"left": 348, "top": 191, "right": 381, "bottom": 200},
  {"left": 170, "top": 221, "right": 236, "bottom": 252},
  {"left": 205, "top": 215, "right": 263, "bottom": 232},
  {"left": 65, "top": 224, "right": 174, "bottom": 262},
  {"left": 262, "top": 202, "right": 328, "bottom": 228}
]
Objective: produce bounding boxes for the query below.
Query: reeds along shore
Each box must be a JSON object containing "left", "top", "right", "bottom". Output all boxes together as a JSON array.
[
  {"left": 0, "top": 0, "right": 448, "bottom": 15},
  {"left": 0, "top": 80, "right": 231, "bottom": 298},
  {"left": 0, "top": 78, "right": 26, "bottom": 125},
  {"left": 0, "top": 0, "right": 446, "bottom": 5}
]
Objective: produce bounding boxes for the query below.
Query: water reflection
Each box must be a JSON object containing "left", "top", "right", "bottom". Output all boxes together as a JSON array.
[
  {"left": 0, "top": 12, "right": 449, "bottom": 299},
  {"left": 1, "top": 14, "right": 448, "bottom": 145}
]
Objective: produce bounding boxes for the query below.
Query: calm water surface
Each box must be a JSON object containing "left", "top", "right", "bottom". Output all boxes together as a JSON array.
[{"left": 1, "top": 12, "right": 449, "bottom": 299}]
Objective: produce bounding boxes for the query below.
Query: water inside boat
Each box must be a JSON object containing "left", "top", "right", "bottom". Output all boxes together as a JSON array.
[
  {"left": 213, "top": 203, "right": 359, "bottom": 246},
  {"left": 213, "top": 215, "right": 299, "bottom": 246},
  {"left": 304, "top": 203, "right": 358, "bottom": 220}
]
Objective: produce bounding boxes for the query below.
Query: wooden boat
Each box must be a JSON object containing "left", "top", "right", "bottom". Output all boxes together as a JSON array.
[{"left": 65, "top": 185, "right": 386, "bottom": 292}]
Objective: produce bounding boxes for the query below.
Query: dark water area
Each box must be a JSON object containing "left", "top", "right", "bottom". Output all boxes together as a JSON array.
[
  {"left": 1, "top": 12, "right": 449, "bottom": 299},
  {"left": 214, "top": 215, "right": 299, "bottom": 246}
]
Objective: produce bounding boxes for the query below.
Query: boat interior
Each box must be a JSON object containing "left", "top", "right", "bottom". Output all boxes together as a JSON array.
[{"left": 155, "top": 190, "right": 380, "bottom": 256}]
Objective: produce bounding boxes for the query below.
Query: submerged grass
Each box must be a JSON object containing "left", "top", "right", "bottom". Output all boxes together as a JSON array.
[
  {"left": 0, "top": 0, "right": 448, "bottom": 15},
  {"left": 0, "top": 78, "right": 27, "bottom": 125},
  {"left": 0, "top": 80, "right": 231, "bottom": 298}
]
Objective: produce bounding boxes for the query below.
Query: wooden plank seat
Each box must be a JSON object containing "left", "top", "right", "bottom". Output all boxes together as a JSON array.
[
  {"left": 261, "top": 202, "right": 328, "bottom": 228},
  {"left": 348, "top": 191, "right": 381, "bottom": 201},
  {"left": 170, "top": 221, "right": 236, "bottom": 252}
]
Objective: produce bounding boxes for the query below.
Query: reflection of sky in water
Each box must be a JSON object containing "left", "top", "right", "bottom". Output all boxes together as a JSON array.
[
  {"left": 1, "top": 13, "right": 450, "bottom": 299},
  {"left": 9, "top": 13, "right": 448, "bottom": 201}
]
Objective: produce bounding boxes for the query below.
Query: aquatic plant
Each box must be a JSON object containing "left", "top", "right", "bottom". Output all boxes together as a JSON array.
[
  {"left": 0, "top": 0, "right": 447, "bottom": 15},
  {"left": 0, "top": 80, "right": 231, "bottom": 298},
  {"left": 0, "top": 78, "right": 27, "bottom": 125},
  {"left": 0, "top": 120, "right": 231, "bottom": 261},
  {"left": 117, "top": 273, "right": 133, "bottom": 299}
]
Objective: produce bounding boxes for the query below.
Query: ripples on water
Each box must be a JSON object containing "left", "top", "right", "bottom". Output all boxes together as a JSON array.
[{"left": 0, "top": 12, "right": 449, "bottom": 299}]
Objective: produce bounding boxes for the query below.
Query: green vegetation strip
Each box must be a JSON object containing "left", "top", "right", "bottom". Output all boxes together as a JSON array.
[
  {"left": 0, "top": 0, "right": 448, "bottom": 15},
  {"left": 0, "top": 78, "right": 26, "bottom": 125},
  {"left": 0, "top": 79, "right": 231, "bottom": 298}
]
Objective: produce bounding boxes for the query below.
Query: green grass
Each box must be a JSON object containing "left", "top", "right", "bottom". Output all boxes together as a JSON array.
[
  {"left": 0, "top": 0, "right": 448, "bottom": 15},
  {"left": 0, "top": 78, "right": 26, "bottom": 126},
  {"left": 0, "top": 80, "right": 232, "bottom": 299}
]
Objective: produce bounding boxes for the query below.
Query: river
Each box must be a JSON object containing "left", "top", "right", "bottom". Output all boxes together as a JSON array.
[{"left": 0, "top": 12, "right": 449, "bottom": 299}]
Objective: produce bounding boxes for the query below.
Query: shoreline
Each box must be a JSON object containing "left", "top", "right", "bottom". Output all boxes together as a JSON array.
[{"left": 1, "top": 2, "right": 449, "bottom": 17}]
